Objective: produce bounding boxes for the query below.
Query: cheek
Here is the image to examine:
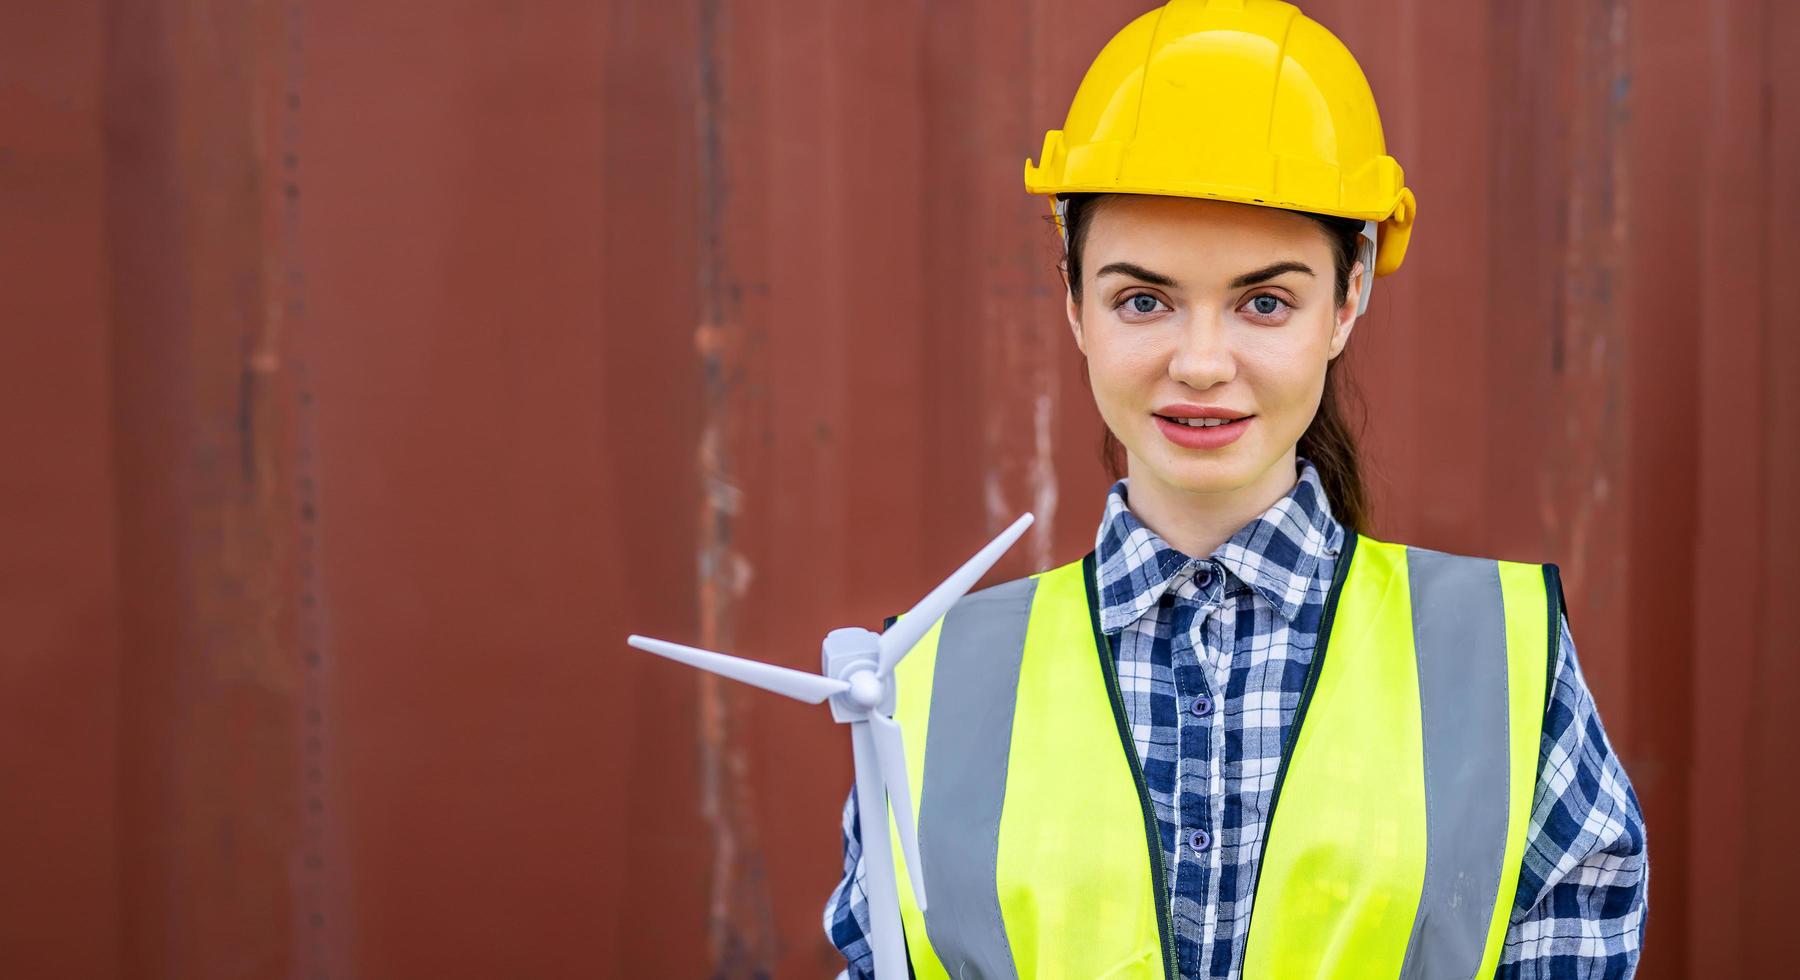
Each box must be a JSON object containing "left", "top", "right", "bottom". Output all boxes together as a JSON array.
[
  {"left": 1236, "top": 316, "right": 1333, "bottom": 415},
  {"left": 1080, "top": 314, "right": 1167, "bottom": 399}
]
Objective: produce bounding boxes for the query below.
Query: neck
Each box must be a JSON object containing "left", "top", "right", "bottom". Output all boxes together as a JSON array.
[{"left": 1122, "top": 449, "right": 1300, "bottom": 559}]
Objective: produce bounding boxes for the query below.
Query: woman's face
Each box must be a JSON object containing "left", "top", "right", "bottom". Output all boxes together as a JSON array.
[{"left": 1066, "top": 195, "right": 1362, "bottom": 501}]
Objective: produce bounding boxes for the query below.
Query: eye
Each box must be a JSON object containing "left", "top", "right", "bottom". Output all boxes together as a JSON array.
[
  {"left": 1116, "top": 292, "right": 1171, "bottom": 319},
  {"left": 1240, "top": 293, "right": 1293, "bottom": 320}
]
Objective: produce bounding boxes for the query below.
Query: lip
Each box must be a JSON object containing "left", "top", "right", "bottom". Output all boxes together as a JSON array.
[
  {"left": 1152, "top": 404, "right": 1254, "bottom": 450},
  {"left": 1154, "top": 403, "right": 1249, "bottom": 421}
]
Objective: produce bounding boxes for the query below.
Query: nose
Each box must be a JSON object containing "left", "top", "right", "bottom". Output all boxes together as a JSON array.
[{"left": 1167, "top": 310, "right": 1236, "bottom": 391}]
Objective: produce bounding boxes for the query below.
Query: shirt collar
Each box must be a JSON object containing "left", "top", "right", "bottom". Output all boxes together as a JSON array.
[{"left": 1093, "top": 458, "right": 1345, "bottom": 633}]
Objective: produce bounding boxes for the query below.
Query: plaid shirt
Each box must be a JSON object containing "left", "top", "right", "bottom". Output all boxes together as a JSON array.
[{"left": 826, "top": 460, "right": 1647, "bottom": 978}]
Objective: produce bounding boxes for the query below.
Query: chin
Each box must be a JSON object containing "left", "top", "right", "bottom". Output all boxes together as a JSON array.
[{"left": 1139, "top": 448, "right": 1267, "bottom": 496}]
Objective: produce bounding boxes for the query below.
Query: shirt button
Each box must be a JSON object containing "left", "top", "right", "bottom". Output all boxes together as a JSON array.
[
  {"left": 1189, "top": 828, "right": 1212, "bottom": 853},
  {"left": 1189, "top": 695, "right": 1213, "bottom": 718}
]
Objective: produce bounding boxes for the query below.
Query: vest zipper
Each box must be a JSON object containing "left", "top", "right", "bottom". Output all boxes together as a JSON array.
[{"left": 1082, "top": 552, "right": 1179, "bottom": 980}]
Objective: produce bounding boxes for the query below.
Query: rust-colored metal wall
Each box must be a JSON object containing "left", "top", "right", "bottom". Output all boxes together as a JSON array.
[
  {"left": 1, "top": 3, "right": 118, "bottom": 978},
  {"left": 3, "top": 1, "right": 1796, "bottom": 977}
]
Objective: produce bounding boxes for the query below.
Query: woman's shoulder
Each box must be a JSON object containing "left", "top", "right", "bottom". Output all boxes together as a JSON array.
[
  {"left": 1349, "top": 531, "right": 1562, "bottom": 575},
  {"left": 879, "top": 554, "right": 1089, "bottom": 631},
  {"left": 1343, "top": 532, "right": 1568, "bottom": 632}
]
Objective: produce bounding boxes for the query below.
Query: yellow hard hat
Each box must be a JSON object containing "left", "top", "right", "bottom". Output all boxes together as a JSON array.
[{"left": 1025, "top": 0, "right": 1417, "bottom": 291}]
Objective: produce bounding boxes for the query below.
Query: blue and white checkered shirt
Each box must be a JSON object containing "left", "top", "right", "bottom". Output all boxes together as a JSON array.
[{"left": 825, "top": 460, "right": 1648, "bottom": 978}]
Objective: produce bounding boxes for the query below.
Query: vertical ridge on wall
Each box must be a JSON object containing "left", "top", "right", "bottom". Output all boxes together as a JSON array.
[
  {"left": 0, "top": 2, "right": 121, "bottom": 976},
  {"left": 103, "top": 1, "right": 312, "bottom": 975},
  {"left": 276, "top": 2, "right": 346, "bottom": 976},
  {"left": 691, "top": 0, "right": 780, "bottom": 973},
  {"left": 603, "top": 1, "right": 714, "bottom": 976},
  {"left": 1691, "top": 0, "right": 1796, "bottom": 976},
  {"left": 1612, "top": 0, "right": 1706, "bottom": 972},
  {"left": 1621, "top": 1, "right": 1706, "bottom": 972},
  {"left": 1742, "top": 6, "right": 1800, "bottom": 975}
]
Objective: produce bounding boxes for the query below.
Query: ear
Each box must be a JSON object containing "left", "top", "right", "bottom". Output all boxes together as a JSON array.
[
  {"left": 1062, "top": 262, "right": 1086, "bottom": 356},
  {"left": 1327, "top": 259, "right": 1364, "bottom": 359}
]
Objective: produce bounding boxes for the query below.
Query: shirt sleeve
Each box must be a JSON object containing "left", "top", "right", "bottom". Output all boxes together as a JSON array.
[
  {"left": 1497, "top": 614, "right": 1649, "bottom": 978},
  {"left": 823, "top": 784, "right": 876, "bottom": 979}
]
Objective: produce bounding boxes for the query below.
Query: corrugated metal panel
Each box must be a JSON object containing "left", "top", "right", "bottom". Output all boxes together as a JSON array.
[
  {"left": 4, "top": 1, "right": 1798, "bottom": 977},
  {"left": 0, "top": 3, "right": 119, "bottom": 978}
]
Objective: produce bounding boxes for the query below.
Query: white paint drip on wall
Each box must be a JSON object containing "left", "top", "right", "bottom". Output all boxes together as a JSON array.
[{"left": 1031, "top": 391, "right": 1058, "bottom": 571}]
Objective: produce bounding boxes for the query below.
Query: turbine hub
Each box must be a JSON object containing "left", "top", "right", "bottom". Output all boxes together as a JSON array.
[{"left": 847, "top": 668, "right": 885, "bottom": 710}]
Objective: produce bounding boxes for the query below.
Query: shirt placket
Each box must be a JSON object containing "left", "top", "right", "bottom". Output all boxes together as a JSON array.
[
  {"left": 1198, "top": 584, "right": 1239, "bottom": 973},
  {"left": 1169, "top": 561, "right": 1223, "bottom": 975}
]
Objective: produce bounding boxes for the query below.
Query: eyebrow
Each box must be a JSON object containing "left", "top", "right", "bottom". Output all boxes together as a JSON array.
[
  {"left": 1095, "top": 261, "right": 1177, "bottom": 287},
  {"left": 1228, "top": 261, "right": 1315, "bottom": 288},
  {"left": 1094, "top": 259, "right": 1316, "bottom": 290}
]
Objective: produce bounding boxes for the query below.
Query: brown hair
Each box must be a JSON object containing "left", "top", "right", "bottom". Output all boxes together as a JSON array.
[{"left": 1056, "top": 192, "right": 1371, "bottom": 534}]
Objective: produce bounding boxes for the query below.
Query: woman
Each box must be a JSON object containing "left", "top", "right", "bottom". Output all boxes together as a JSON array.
[{"left": 826, "top": 1, "right": 1646, "bottom": 977}]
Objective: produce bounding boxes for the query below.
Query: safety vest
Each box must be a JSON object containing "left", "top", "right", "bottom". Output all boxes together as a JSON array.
[{"left": 885, "top": 534, "right": 1560, "bottom": 979}]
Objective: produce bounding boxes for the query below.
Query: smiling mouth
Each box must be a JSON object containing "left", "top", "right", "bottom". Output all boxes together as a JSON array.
[{"left": 1155, "top": 414, "right": 1252, "bottom": 427}]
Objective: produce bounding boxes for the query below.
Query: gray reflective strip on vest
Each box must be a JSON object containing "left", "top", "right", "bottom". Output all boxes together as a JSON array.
[
  {"left": 1400, "top": 549, "right": 1511, "bottom": 980},
  {"left": 917, "top": 577, "right": 1037, "bottom": 980}
]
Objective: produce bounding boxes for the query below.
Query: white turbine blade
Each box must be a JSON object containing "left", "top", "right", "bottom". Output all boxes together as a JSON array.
[
  {"left": 869, "top": 713, "right": 927, "bottom": 910},
  {"left": 851, "top": 723, "right": 908, "bottom": 979},
  {"left": 876, "top": 512, "right": 1034, "bottom": 677},
  {"left": 626, "top": 635, "right": 849, "bottom": 704}
]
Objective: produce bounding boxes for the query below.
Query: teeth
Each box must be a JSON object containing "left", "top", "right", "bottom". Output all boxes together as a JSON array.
[{"left": 1170, "top": 416, "right": 1234, "bottom": 427}]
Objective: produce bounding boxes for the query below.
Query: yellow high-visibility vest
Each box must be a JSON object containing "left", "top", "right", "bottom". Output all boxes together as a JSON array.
[{"left": 886, "top": 534, "right": 1558, "bottom": 979}]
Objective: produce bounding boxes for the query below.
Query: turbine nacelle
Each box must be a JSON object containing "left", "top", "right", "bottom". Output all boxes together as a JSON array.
[{"left": 824, "top": 627, "right": 890, "bottom": 720}]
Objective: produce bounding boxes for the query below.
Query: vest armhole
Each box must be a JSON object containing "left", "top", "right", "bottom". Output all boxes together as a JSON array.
[
  {"left": 874, "top": 608, "right": 928, "bottom": 972},
  {"left": 878, "top": 609, "right": 931, "bottom": 980},
  {"left": 1540, "top": 563, "right": 1567, "bottom": 730}
]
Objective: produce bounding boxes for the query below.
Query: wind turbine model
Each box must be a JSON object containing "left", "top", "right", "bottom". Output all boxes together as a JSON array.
[{"left": 627, "top": 513, "right": 1036, "bottom": 980}]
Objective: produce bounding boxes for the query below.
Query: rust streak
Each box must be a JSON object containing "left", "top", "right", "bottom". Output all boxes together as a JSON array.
[{"left": 693, "top": 0, "right": 774, "bottom": 974}]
